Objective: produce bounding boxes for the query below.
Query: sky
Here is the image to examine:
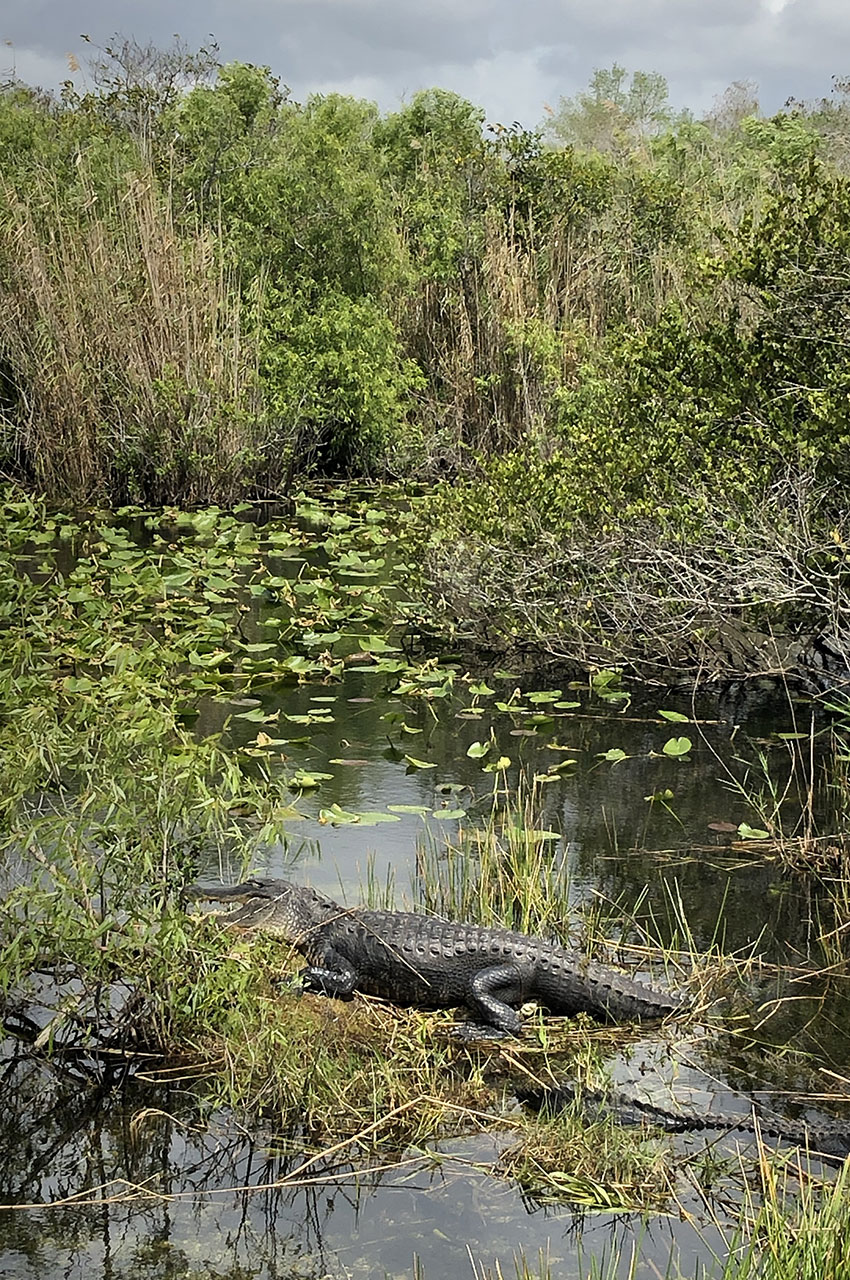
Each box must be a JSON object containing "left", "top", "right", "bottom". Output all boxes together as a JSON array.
[{"left": 2, "top": 0, "right": 847, "bottom": 128}]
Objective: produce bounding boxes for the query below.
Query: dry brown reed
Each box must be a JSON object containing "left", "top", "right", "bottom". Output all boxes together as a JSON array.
[
  {"left": 0, "top": 163, "right": 266, "bottom": 503},
  {"left": 397, "top": 171, "right": 697, "bottom": 465}
]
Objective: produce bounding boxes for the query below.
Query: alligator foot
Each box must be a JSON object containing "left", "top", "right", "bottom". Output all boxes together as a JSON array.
[{"left": 450, "top": 1020, "right": 512, "bottom": 1043}]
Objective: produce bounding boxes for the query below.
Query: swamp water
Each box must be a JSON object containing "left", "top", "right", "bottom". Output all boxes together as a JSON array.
[{"left": 1, "top": 491, "right": 848, "bottom": 1279}]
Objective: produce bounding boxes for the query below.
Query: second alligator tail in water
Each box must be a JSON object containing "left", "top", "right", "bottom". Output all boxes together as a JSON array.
[{"left": 519, "top": 1081, "right": 850, "bottom": 1162}]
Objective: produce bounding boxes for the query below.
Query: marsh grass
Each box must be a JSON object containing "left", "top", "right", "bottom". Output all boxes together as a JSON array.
[
  {"left": 415, "top": 784, "right": 574, "bottom": 938},
  {"left": 466, "top": 1150, "right": 850, "bottom": 1279},
  {"left": 499, "top": 1101, "right": 677, "bottom": 1213},
  {"left": 701, "top": 1143, "right": 850, "bottom": 1280},
  {"left": 415, "top": 786, "right": 699, "bottom": 1014}
]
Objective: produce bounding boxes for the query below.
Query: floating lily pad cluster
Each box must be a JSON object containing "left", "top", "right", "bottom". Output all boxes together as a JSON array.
[{"left": 0, "top": 490, "right": 774, "bottom": 840}]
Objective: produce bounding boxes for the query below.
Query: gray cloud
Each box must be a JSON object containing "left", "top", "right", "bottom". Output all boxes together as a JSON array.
[{"left": 2, "top": 0, "right": 848, "bottom": 128}]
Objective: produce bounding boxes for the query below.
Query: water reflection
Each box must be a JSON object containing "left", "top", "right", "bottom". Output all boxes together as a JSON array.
[{"left": 1, "top": 1050, "right": 735, "bottom": 1280}]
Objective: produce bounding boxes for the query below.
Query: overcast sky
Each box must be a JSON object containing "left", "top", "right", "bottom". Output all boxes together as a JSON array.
[{"left": 2, "top": 0, "right": 847, "bottom": 127}]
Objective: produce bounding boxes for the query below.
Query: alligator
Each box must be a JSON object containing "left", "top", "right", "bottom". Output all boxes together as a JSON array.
[
  {"left": 189, "top": 878, "right": 685, "bottom": 1034},
  {"left": 518, "top": 1080, "right": 850, "bottom": 1162}
]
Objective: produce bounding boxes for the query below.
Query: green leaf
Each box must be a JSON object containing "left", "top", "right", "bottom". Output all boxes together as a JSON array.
[
  {"left": 528, "top": 690, "right": 562, "bottom": 704},
  {"left": 404, "top": 755, "right": 436, "bottom": 770},
  {"left": 599, "top": 748, "right": 628, "bottom": 763},
  {"left": 591, "top": 669, "right": 622, "bottom": 688},
  {"left": 482, "top": 756, "right": 512, "bottom": 772},
  {"left": 658, "top": 710, "right": 690, "bottom": 723},
  {"left": 738, "top": 822, "right": 770, "bottom": 840},
  {"left": 318, "top": 805, "right": 360, "bottom": 825},
  {"left": 662, "top": 737, "right": 692, "bottom": 758},
  {"left": 280, "top": 655, "right": 323, "bottom": 675},
  {"left": 432, "top": 809, "right": 467, "bottom": 820},
  {"left": 387, "top": 804, "right": 431, "bottom": 815},
  {"left": 466, "top": 741, "right": 491, "bottom": 759},
  {"left": 358, "top": 635, "right": 401, "bottom": 653},
  {"left": 287, "top": 770, "right": 334, "bottom": 790},
  {"left": 234, "top": 706, "right": 274, "bottom": 722}
]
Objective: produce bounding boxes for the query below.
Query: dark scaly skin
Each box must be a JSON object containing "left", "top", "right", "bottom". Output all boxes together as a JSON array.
[
  {"left": 189, "top": 879, "right": 685, "bottom": 1033},
  {"left": 519, "top": 1082, "right": 850, "bottom": 1163}
]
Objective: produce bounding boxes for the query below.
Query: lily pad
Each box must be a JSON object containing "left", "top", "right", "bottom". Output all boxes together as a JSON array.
[
  {"left": 358, "top": 635, "right": 401, "bottom": 653},
  {"left": 738, "top": 822, "right": 770, "bottom": 840},
  {"left": 288, "top": 770, "right": 334, "bottom": 790},
  {"left": 318, "top": 805, "right": 360, "bottom": 825},
  {"left": 235, "top": 707, "right": 278, "bottom": 723},
  {"left": 482, "top": 756, "right": 512, "bottom": 772},
  {"left": 527, "top": 690, "right": 562, "bottom": 704}
]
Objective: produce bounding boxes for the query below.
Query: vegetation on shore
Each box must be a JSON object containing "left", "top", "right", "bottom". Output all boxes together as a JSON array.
[{"left": 3, "top": 43, "right": 850, "bottom": 673}]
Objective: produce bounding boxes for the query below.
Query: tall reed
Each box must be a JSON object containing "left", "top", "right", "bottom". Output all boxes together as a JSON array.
[{"left": 0, "top": 162, "right": 267, "bottom": 503}]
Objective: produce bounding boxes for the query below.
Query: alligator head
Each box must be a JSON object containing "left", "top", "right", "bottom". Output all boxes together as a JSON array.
[
  {"left": 188, "top": 878, "right": 306, "bottom": 940},
  {"left": 188, "top": 880, "right": 303, "bottom": 942}
]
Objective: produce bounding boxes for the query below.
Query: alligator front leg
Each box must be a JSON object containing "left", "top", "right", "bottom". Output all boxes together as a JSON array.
[{"left": 299, "top": 947, "right": 359, "bottom": 1000}]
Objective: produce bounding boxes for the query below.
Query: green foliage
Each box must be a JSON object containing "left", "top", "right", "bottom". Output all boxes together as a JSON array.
[
  {"left": 376, "top": 88, "right": 488, "bottom": 281},
  {"left": 4, "top": 43, "right": 850, "bottom": 512},
  {"left": 257, "top": 290, "right": 423, "bottom": 472},
  {"left": 546, "top": 63, "right": 683, "bottom": 154}
]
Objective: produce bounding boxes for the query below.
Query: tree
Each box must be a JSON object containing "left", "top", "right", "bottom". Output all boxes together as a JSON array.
[
  {"left": 705, "top": 80, "right": 761, "bottom": 135},
  {"left": 64, "top": 34, "right": 220, "bottom": 144},
  {"left": 545, "top": 64, "right": 679, "bottom": 154}
]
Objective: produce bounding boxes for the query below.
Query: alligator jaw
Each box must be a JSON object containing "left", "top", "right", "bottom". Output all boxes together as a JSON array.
[
  {"left": 188, "top": 880, "right": 299, "bottom": 938},
  {"left": 187, "top": 879, "right": 276, "bottom": 904}
]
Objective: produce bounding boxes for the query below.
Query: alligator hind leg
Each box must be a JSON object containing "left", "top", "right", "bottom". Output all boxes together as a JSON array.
[{"left": 468, "top": 963, "right": 526, "bottom": 1035}]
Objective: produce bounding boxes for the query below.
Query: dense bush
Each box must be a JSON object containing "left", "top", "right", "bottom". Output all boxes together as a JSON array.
[{"left": 2, "top": 42, "right": 850, "bottom": 520}]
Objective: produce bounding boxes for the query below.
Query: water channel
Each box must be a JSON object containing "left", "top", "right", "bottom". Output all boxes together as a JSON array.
[{"left": 1, "top": 495, "right": 847, "bottom": 1279}]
